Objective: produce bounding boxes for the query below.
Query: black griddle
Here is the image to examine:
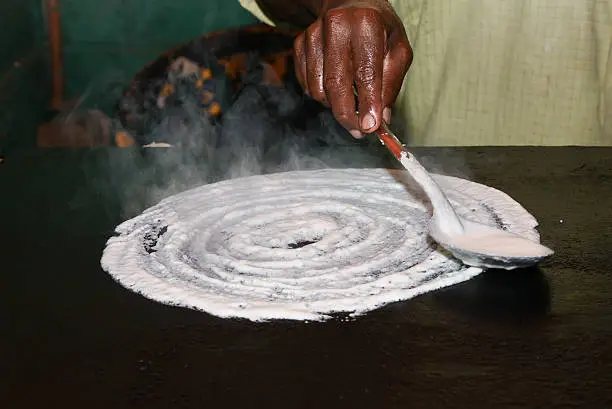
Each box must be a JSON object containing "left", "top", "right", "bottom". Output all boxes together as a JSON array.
[{"left": 1, "top": 147, "right": 611, "bottom": 408}]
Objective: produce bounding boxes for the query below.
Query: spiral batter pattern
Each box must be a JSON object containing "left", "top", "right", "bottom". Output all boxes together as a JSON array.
[{"left": 101, "top": 168, "right": 541, "bottom": 321}]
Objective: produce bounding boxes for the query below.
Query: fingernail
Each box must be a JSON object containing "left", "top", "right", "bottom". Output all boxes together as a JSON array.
[
  {"left": 349, "top": 129, "right": 364, "bottom": 139},
  {"left": 383, "top": 107, "right": 392, "bottom": 124},
  {"left": 361, "top": 113, "right": 376, "bottom": 131}
]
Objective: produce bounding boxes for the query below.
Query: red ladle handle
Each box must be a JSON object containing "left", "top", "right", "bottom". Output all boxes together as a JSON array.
[{"left": 374, "top": 121, "right": 411, "bottom": 161}]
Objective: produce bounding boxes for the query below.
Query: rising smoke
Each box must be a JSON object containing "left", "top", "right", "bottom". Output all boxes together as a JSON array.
[
  {"left": 78, "top": 51, "right": 471, "bottom": 221},
  {"left": 95, "top": 55, "right": 390, "bottom": 219}
]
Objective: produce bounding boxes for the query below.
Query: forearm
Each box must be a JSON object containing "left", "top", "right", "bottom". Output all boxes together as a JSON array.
[
  {"left": 254, "top": 0, "right": 322, "bottom": 28},
  {"left": 255, "top": 0, "right": 370, "bottom": 29},
  {"left": 254, "top": 0, "right": 396, "bottom": 30}
]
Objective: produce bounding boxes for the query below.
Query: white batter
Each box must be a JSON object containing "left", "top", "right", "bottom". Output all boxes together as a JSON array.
[{"left": 100, "top": 168, "right": 542, "bottom": 321}]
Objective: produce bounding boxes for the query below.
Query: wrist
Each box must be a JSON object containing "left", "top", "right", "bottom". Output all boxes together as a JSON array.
[{"left": 322, "top": 0, "right": 390, "bottom": 11}]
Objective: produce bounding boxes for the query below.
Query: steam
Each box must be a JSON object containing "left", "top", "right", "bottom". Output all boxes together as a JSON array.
[
  {"left": 97, "top": 57, "right": 386, "bottom": 219},
  {"left": 70, "top": 54, "right": 471, "bottom": 220}
]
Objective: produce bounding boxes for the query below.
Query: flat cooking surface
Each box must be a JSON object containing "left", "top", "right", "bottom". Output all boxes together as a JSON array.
[{"left": 1, "top": 147, "right": 611, "bottom": 408}]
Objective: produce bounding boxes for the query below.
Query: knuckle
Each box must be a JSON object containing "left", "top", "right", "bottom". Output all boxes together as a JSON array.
[
  {"left": 325, "top": 8, "right": 347, "bottom": 20},
  {"left": 355, "top": 64, "right": 377, "bottom": 85},
  {"left": 307, "top": 20, "right": 322, "bottom": 38},
  {"left": 396, "top": 41, "right": 413, "bottom": 65},
  {"left": 293, "top": 48, "right": 306, "bottom": 66},
  {"left": 353, "top": 8, "right": 383, "bottom": 25},
  {"left": 293, "top": 33, "right": 305, "bottom": 50},
  {"left": 324, "top": 10, "right": 351, "bottom": 34},
  {"left": 323, "top": 73, "right": 345, "bottom": 91}
]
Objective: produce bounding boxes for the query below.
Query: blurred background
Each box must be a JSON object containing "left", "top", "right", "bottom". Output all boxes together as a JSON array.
[{"left": 0, "top": 0, "right": 269, "bottom": 152}]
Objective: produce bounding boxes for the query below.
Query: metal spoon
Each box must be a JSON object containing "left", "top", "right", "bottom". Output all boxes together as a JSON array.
[{"left": 373, "top": 122, "right": 554, "bottom": 270}]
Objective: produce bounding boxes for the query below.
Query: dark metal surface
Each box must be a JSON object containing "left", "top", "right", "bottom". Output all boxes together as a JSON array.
[{"left": 1, "top": 147, "right": 611, "bottom": 408}]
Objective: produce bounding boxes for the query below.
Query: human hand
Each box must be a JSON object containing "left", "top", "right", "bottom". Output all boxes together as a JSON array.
[{"left": 293, "top": 0, "right": 412, "bottom": 138}]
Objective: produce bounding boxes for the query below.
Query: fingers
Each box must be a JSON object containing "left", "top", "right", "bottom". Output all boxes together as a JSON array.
[
  {"left": 352, "top": 9, "right": 385, "bottom": 134},
  {"left": 381, "top": 28, "right": 413, "bottom": 119},
  {"left": 292, "top": 4, "right": 412, "bottom": 138},
  {"left": 293, "top": 33, "right": 308, "bottom": 95},
  {"left": 305, "top": 19, "right": 327, "bottom": 105},
  {"left": 323, "top": 10, "right": 360, "bottom": 135}
]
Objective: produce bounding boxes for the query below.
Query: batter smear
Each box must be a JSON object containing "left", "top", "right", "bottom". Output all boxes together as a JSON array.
[{"left": 101, "top": 168, "right": 543, "bottom": 321}]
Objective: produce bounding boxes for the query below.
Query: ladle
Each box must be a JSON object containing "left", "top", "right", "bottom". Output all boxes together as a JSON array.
[{"left": 373, "top": 122, "right": 553, "bottom": 270}]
